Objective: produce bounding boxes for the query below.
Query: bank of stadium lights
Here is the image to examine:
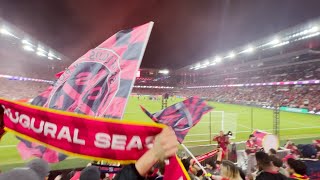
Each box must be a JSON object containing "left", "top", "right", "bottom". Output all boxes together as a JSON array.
[
  {"left": 190, "top": 25, "right": 320, "bottom": 71},
  {"left": 226, "top": 52, "right": 235, "bottom": 59},
  {"left": 291, "top": 26, "right": 319, "bottom": 39},
  {"left": 36, "top": 51, "right": 46, "bottom": 57},
  {"left": 272, "top": 41, "right": 289, "bottom": 48},
  {"left": 269, "top": 38, "right": 280, "bottom": 45},
  {"left": 243, "top": 46, "right": 254, "bottom": 53},
  {"left": 22, "top": 39, "right": 32, "bottom": 45},
  {"left": 36, "top": 46, "right": 47, "bottom": 57},
  {"left": 23, "top": 45, "right": 34, "bottom": 52},
  {"left": 159, "top": 69, "right": 169, "bottom": 74},
  {"left": 134, "top": 85, "right": 174, "bottom": 89},
  {"left": 215, "top": 56, "right": 222, "bottom": 62},
  {"left": 0, "top": 27, "right": 18, "bottom": 39}
]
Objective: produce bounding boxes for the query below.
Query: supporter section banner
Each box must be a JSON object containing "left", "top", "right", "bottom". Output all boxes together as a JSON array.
[
  {"left": 280, "top": 106, "right": 309, "bottom": 113},
  {"left": 195, "top": 149, "right": 219, "bottom": 162},
  {"left": 0, "top": 98, "right": 190, "bottom": 180},
  {"left": 0, "top": 98, "right": 164, "bottom": 163}
]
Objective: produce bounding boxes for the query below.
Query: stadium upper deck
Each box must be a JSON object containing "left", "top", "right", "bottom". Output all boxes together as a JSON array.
[
  {"left": 175, "top": 17, "right": 320, "bottom": 86},
  {"left": 0, "top": 18, "right": 69, "bottom": 80}
]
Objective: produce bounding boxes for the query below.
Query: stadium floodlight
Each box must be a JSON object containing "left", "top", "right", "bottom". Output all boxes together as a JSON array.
[
  {"left": 36, "top": 51, "right": 46, "bottom": 57},
  {"left": 22, "top": 39, "right": 34, "bottom": 46},
  {"left": 203, "top": 60, "right": 210, "bottom": 66},
  {"left": 301, "top": 32, "right": 320, "bottom": 40},
  {"left": 57, "top": 57, "right": 61, "bottom": 60},
  {"left": 310, "top": 26, "right": 319, "bottom": 33},
  {"left": 269, "top": 38, "right": 280, "bottom": 45},
  {"left": 215, "top": 56, "right": 222, "bottom": 62},
  {"left": 159, "top": 69, "right": 169, "bottom": 74},
  {"left": 23, "top": 45, "right": 34, "bottom": 52},
  {"left": 48, "top": 56, "right": 54, "bottom": 60},
  {"left": 244, "top": 46, "right": 254, "bottom": 53},
  {"left": 37, "top": 47, "right": 47, "bottom": 53},
  {"left": 228, "top": 52, "right": 235, "bottom": 58},
  {"left": 210, "top": 61, "right": 216, "bottom": 66},
  {"left": 0, "top": 27, "right": 15, "bottom": 37},
  {"left": 272, "top": 41, "right": 289, "bottom": 48},
  {"left": 48, "top": 52, "right": 54, "bottom": 57}
]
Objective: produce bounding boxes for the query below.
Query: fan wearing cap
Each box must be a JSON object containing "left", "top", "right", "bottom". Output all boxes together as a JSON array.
[{"left": 298, "top": 144, "right": 320, "bottom": 179}]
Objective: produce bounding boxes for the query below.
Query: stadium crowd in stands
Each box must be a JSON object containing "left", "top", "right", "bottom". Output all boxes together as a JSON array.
[
  {"left": 1, "top": 133, "right": 319, "bottom": 180},
  {"left": 189, "top": 62, "right": 320, "bottom": 86},
  {"left": 182, "top": 84, "right": 320, "bottom": 113}
]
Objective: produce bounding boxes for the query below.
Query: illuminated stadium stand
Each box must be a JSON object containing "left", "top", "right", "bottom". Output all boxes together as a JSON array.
[
  {"left": 0, "top": 18, "right": 69, "bottom": 99},
  {"left": 176, "top": 17, "right": 320, "bottom": 83},
  {"left": 132, "top": 17, "right": 320, "bottom": 114}
]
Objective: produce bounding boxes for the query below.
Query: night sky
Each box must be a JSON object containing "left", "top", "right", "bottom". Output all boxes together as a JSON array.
[{"left": 1, "top": 0, "right": 320, "bottom": 69}]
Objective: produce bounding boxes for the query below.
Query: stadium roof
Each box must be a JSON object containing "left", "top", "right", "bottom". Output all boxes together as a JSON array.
[
  {"left": 178, "top": 17, "right": 320, "bottom": 73},
  {"left": 2, "top": 1, "right": 320, "bottom": 69},
  {"left": 0, "top": 18, "right": 66, "bottom": 61}
]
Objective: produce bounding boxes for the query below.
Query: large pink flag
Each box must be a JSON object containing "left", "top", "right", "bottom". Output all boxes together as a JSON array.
[{"left": 17, "top": 22, "right": 154, "bottom": 162}]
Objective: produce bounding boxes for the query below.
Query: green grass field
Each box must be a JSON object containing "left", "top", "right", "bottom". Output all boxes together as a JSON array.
[{"left": 1, "top": 96, "right": 320, "bottom": 171}]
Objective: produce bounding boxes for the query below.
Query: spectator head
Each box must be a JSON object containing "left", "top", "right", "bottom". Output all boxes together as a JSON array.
[
  {"left": 0, "top": 168, "right": 40, "bottom": 180},
  {"left": 205, "top": 160, "right": 216, "bottom": 170},
  {"left": 221, "top": 160, "right": 241, "bottom": 180},
  {"left": 269, "top": 155, "right": 283, "bottom": 168},
  {"left": 268, "top": 148, "right": 277, "bottom": 155},
  {"left": 80, "top": 166, "right": 100, "bottom": 180},
  {"left": 298, "top": 144, "right": 317, "bottom": 158},
  {"left": 287, "top": 158, "right": 307, "bottom": 175},
  {"left": 249, "top": 134, "right": 255, "bottom": 141},
  {"left": 286, "top": 140, "right": 293, "bottom": 145},
  {"left": 219, "top": 131, "right": 224, "bottom": 136},
  {"left": 181, "top": 158, "right": 191, "bottom": 172},
  {"left": 255, "top": 151, "right": 271, "bottom": 170},
  {"left": 196, "top": 169, "right": 203, "bottom": 177},
  {"left": 238, "top": 167, "right": 246, "bottom": 180},
  {"left": 26, "top": 158, "right": 50, "bottom": 180}
]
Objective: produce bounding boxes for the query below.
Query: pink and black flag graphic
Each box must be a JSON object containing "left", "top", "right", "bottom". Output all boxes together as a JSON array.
[
  {"left": 140, "top": 96, "right": 212, "bottom": 143},
  {"left": 17, "top": 22, "right": 154, "bottom": 163}
]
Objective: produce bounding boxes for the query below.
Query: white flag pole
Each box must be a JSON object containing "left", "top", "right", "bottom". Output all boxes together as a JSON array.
[{"left": 181, "top": 143, "right": 208, "bottom": 175}]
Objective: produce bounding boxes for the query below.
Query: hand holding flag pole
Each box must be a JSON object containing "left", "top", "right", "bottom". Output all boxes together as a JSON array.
[{"left": 181, "top": 144, "right": 208, "bottom": 174}]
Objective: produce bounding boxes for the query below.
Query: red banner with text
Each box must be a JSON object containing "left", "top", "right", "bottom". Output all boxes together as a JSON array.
[
  {"left": 0, "top": 98, "right": 190, "bottom": 179},
  {"left": 0, "top": 98, "right": 164, "bottom": 163}
]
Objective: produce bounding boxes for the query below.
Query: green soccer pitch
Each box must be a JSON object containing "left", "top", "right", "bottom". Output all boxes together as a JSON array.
[{"left": 1, "top": 96, "right": 319, "bottom": 171}]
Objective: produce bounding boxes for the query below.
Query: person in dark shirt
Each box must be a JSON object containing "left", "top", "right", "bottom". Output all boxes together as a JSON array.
[
  {"left": 255, "top": 151, "right": 288, "bottom": 180},
  {"left": 205, "top": 160, "right": 219, "bottom": 176}
]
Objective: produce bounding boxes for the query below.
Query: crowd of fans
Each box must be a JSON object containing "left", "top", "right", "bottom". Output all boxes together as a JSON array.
[
  {"left": 186, "top": 56, "right": 320, "bottom": 87},
  {"left": 1, "top": 127, "right": 319, "bottom": 180},
  {"left": 181, "top": 84, "right": 320, "bottom": 112},
  {"left": 0, "top": 79, "right": 48, "bottom": 100}
]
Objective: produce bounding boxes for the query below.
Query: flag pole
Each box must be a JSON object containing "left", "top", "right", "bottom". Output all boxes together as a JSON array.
[{"left": 181, "top": 143, "right": 208, "bottom": 175}]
